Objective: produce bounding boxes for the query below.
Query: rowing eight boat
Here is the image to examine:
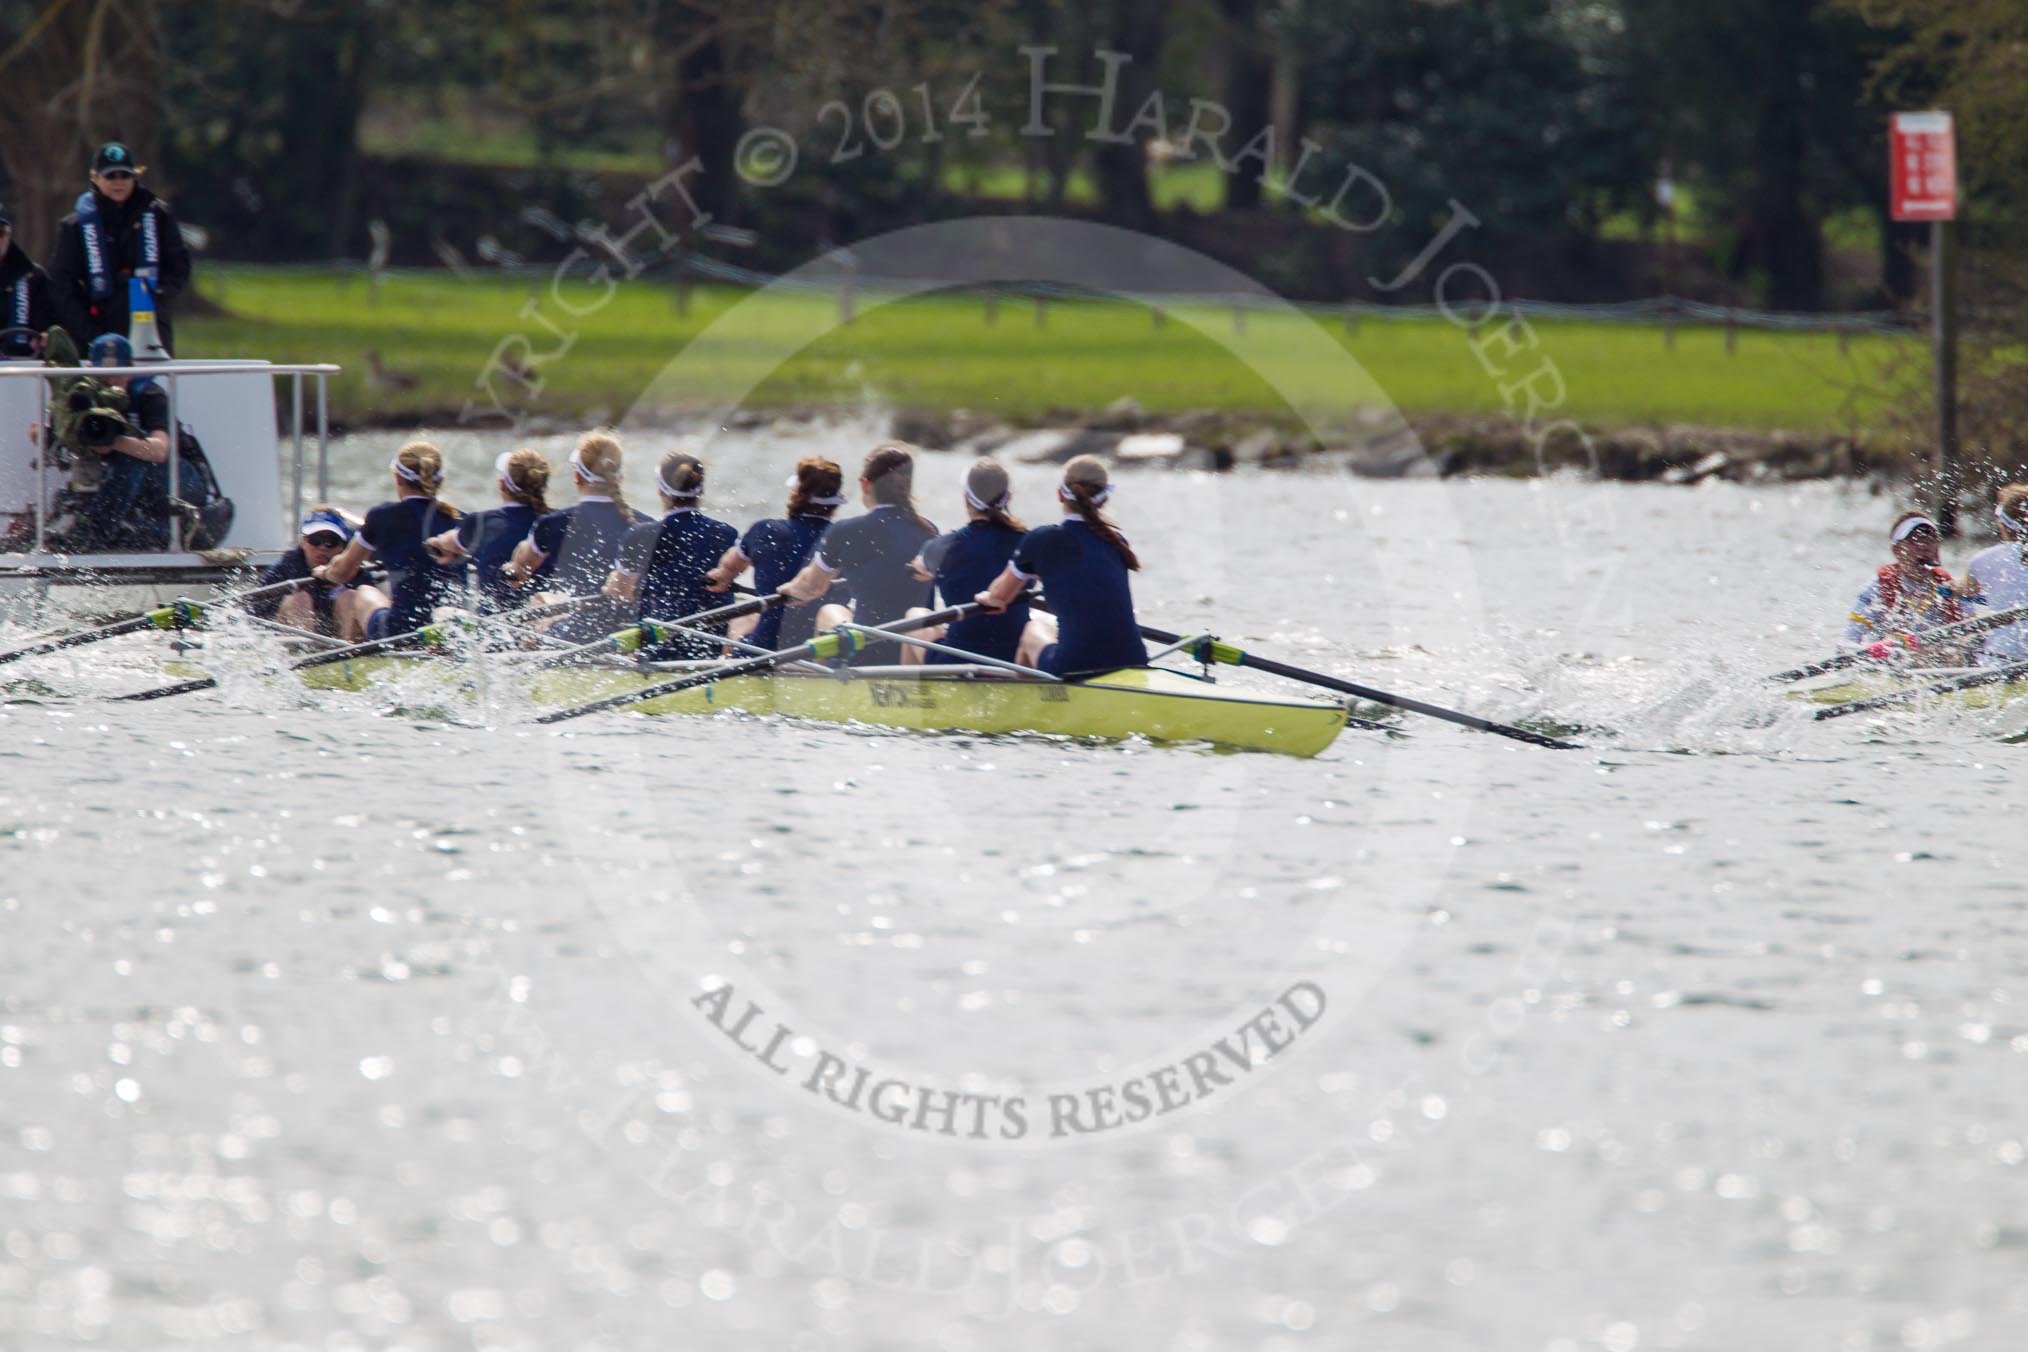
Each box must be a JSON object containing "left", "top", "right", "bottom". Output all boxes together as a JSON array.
[
  {"left": 287, "top": 654, "right": 1353, "bottom": 756},
  {"left": 1788, "top": 668, "right": 2028, "bottom": 710}
]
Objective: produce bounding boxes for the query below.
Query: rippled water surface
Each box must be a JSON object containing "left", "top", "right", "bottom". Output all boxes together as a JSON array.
[{"left": 3, "top": 429, "right": 2025, "bottom": 1351}]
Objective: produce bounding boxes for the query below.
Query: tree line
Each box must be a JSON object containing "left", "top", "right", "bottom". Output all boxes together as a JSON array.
[{"left": 0, "top": 0, "right": 2020, "bottom": 312}]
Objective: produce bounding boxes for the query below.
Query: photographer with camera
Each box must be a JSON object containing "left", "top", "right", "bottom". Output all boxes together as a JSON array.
[
  {"left": 45, "top": 143, "right": 191, "bottom": 355},
  {"left": 0, "top": 204, "right": 54, "bottom": 358},
  {"left": 59, "top": 333, "right": 173, "bottom": 550}
]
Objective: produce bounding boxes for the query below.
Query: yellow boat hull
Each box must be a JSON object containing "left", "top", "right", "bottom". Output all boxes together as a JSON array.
[{"left": 297, "top": 656, "right": 1351, "bottom": 756}]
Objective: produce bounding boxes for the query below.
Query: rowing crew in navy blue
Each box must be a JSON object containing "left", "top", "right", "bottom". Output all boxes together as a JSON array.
[{"left": 288, "top": 433, "right": 1150, "bottom": 679}]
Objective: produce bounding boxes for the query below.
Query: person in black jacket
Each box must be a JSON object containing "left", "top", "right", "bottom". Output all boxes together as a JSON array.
[
  {"left": 0, "top": 204, "right": 53, "bottom": 357},
  {"left": 45, "top": 143, "right": 191, "bottom": 355}
]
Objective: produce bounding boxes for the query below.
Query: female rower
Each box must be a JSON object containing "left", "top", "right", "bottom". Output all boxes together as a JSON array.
[
  {"left": 605, "top": 450, "right": 738, "bottom": 659},
  {"left": 315, "top": 440, "right": 463, "bottom": 642},
  {"left": 246, "top": 506, "right": 372, "bottom": 639},
  {"left": 976, "top": 454, "right": 1149, "bottom": 676},
  {"left": 906, "top": 457, "right": 1028, "bottom": 665},
  {"left": 778, "top": 443, "right": 936, "bottom": 663},
  {"left": 704, "top": 456, "right": 845, "bottom": 651},
  {"left": 1965, "top": 485, "right": 2028, "bottom": 665},
  {"left": 1841, "top": 511, "right": 1976, "bottom": 659},
  {"left": 507, "top": 429, "right": 639, "bottom": 639},
  {"left": 426, "top": 448, "right": 550, "bottom": 612}
]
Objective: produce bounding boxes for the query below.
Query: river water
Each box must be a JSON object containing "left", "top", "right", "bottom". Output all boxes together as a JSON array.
[{"left": 2, "top": 424, "right": 2024, "bottom": 1351}]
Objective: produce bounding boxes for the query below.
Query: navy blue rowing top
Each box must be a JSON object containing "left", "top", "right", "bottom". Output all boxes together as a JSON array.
[
  {"left": 617, "top": 508, "right": 740, "bottom": 659},
  {"left": 1011, "top": 518, "right": 1149, "bottom": 677},
  {"left": 817, "top": 506, "right": 936, "bottom": 625},
  {"left": 358, "top": 496, "right": 464, "bottom": 636},
  {"left": 920, "top": 520, "right": 1027, "bottom": 663},
  {"left": 738, "top": 515, "right": 832, "bottom": 650},
  {"left": 528, "top": 498, "right": 635, "bottom": 594},
  {"left": 455, "top": 502, "right": 538, "bottom": 611}
]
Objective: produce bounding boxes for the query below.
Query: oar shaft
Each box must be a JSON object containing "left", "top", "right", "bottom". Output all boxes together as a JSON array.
[
  {"left": 528, "top": 592, "right": 785, "bottom": 671},
  {"left": 535, "top": 601, "right": 985, "bottom": 725},
  {"left": 1139, "top": 623, "right": 1579, "bottom": 750},
  {"left": 1771, "top": 604, "right": 2028, "bottom": 683}
]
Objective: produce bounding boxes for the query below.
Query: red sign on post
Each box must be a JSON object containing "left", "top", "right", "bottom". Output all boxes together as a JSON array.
[{"left": 1891, "top": 111, "right": 1956, "bottom": 222}]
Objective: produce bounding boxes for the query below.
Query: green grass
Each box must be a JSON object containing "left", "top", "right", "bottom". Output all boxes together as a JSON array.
[{"left": 181, "top": 265, "right": 1910, "bottom": 434}]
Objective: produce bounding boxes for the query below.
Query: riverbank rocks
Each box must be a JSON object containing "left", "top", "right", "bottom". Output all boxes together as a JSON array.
[{"left": 885, "top": 406, "right": 1903, "bottom": 484}]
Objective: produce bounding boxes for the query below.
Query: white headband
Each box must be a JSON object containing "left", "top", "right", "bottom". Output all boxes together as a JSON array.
[
  {"left": 1059, "top": 480, "right": 1114, "bottom": 507},
  {"left": 1891, "top": 515, "right": 1939, "bottom": 543},
  {"left": 965, "top": 483, "right": 1012, "bottom": 512},
  {"left": 496, "top": 450, "right": 524, "bottom": 494},
  {"left": 391, "top": 454, "right": 424, "bottom": 484},
  {"left": 786, "top": 472, "right": 848, "bottom": 507},
  {"left": 572, "top": 446, "right": 618, "bottom": 484},
  {"left": 659, "top": 462, "right": 702, "bottom": 499},
  {"left": 1998, "top": 502, "right": 2025, "bottom": 534}
]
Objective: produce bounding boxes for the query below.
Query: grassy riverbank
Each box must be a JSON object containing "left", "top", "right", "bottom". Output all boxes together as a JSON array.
[{"left": 180, "top": 265, "right": 1907, "bottom": 434}]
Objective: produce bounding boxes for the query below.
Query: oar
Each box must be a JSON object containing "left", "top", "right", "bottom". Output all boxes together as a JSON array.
[
  {"left": 112, "top": 590, "right": 600, "bottom": 702},
  {"left": 535, "top": 602, "right": 986, "bottom": 725},
  {"left": 0, "top": 575, "right": 314, "bottom": 667},
  {"left": 1141, "top": 624, "right": 1582, "bottom": 750},
  {"left": 1769, "top": 604, "right": 2028, "bottom": 683},
  {"left": 1813, "top": 658, "right": 2028, "bottom": 721},
  {"left": 522, "top": 592, "right": 787, "bottom": 671}
]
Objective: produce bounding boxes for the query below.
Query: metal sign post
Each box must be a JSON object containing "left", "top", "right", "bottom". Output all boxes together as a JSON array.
[{"left": 1891, "top": 111, "right": 1960, "bottom": 534}]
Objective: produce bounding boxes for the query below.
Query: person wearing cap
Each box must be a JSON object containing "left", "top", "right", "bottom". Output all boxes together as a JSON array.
[
  {"left": 777, "top": 443, "right": 937, "bottom": 665},
  {"left": 0, "top": 203, "right": 54, "bottom": 357},
  {"left": 246, "top": 507, "right": 372, "bottom": 639},
  {"left": 426, "top": 447, "right": 552, "bottom": 612},
  {"left": 505, "top": 429, "right": 640, "bottom": 639},
  {"left": 316, "top": 440, "right": 461, "bottom": 642},
  {"left": 1962, "top": 486, "right": 2028, "bottom": 666},
  {"left": 604, "top": 450, "right": 738, "bottom": 659},
  {"left": 703, "top": 455, "right": 845, "bottom": 651},
  {"left": 1841, "top": 511, "right": 1977, "bottom": 657},
  {"left": 903, "top": 457, "right": 1029, "bottom": 666},
  {"left": 976, "top": 453, "right": 1149, "bottom": 676},
  {"left": 45, "top": 142, "right": 192, "bottom": 354}
]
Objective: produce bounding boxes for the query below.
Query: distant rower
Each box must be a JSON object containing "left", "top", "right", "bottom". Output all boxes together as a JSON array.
[
  {"left": 778, "top": 444, "right": 936, "bottom": 663},
  {"left": 427, "top": 448, "right": 551, "bottom": 612},
  {"left": 978, "top": 454, "right": 1148, "bottom": 676},
  {"left": 1842, "top": 512, "right": 1974, "bottom": 659},
  {"left": 606, "top": 451, "right": 738, "bottom": 659},
  {"left": 316, "top": 440, "right": 464, "bottom": 641},
  {"left": 908, "top": 457, "right": 1028, "bottom": 666},
  {"left": 705, "top": 456, "right": 845, "bottom": 651},
  {"left": 1964, "top": 486, "right": 2028, "bottom": 666},
  {"left": 508, "top": 430, "right": 639, "bottom": 640}
]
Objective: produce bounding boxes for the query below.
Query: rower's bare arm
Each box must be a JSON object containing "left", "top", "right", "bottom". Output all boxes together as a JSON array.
[
  {"left": 426, "top": 528, "right": 465, "bottom": 563},
  {"left": 318, "top": 537, "right": 371, "bottom": 586},
  {"left": 977, "top": 564, "right": 1026, "bottom": 612},
  {"left": 504, "top": 538, "right": 542, "bottom": 583},
  {"left": 603, "top": 569, "right": 639, "bottom": 603},
  {"left": 704, "top": 545, "right": 749, "bottom": 592},
  {"left": 779, "top": 559, "right": 836, "bottom": 605}
]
